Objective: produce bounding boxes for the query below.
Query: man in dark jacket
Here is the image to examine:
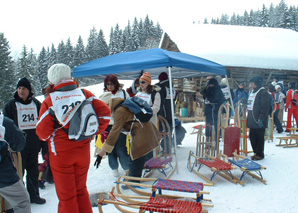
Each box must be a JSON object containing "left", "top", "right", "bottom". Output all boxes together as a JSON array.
[
  {"left": 156, "top": 72, "right": 176, "bottom": 125},
  {"left": 203, "top": 78, "right": 225, "bottom": 140},
  {"left": 3, "top": 78, "right": 46, "bottom": 204},
  {"left": 0, "top": 114, "right": 31, "bottom": 213},
  {"left": 247, "top": 76, "right": 270, "bottom": 160}
]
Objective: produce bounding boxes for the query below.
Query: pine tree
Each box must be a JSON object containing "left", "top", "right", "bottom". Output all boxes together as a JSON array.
[
  {"left": 268, "top": 3, "right": 278, "bottom": 27},
  {"left": 109, "top": 24, "right": 123, "bottom": 54},
  {"left": 57, "top": 41, "right": 68, "bottom": 64},
  {"left": 65, "top": 38, "right": 74, "bottom": 68},
  {"left": 260, "top": 4, "right": 269, "bottom": 27},
  {"left": 37, "top": 47, "right": 49, "bottom": 90},
  {"left": 289, "top": 6, "right": 298, "bottom": 31},
  {"left": 219, "top": 14, "right": 229, "bottom": 25},
  {"left": 97, "top": 29, "right": 109, "bottom": 57},
  {"left": 85, "top": 27, "right": 99, "bottom": 61},
  {"left": 131, "top": 18, "right": 141, "bottom": 50},
  {"left": 243, "top": 10, "right": 250, "bottom": 26},
  {"left": 48, "top": 44, "right": 57, "bottom": 67},
  {"left": 27, "top": 49, "right": 40, "bottom": 95},
  {"left": 123, "top": 21, "right": 134, "bottom": 52},
  {"left": 203, "top": 18, "right": 209, "bottom": 24},
  {"left": 230, "top": 13, "right": 237, "bottom": 25},
  {"left": 73, "top": 36, "right": 86, "bottom": 68},
  {"left": 0, "top": 33, "right": 16, "bottom": 109}
]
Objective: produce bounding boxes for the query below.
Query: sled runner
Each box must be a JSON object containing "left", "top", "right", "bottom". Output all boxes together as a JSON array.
[
  {"left": 228, "top": 151, "right": 267, "bottom": 185},
  {"left": 187, "top": 151, "right": 237, "bottom": 186},
  {"left": 276, "top": 136, "right": 298, "bottom": 148}
]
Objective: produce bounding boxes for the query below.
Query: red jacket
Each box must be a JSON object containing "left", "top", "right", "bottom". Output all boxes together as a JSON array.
[
  {"left": 286, "top": 89, "right": 298, "bottom": 110},
  {"left": 36, "top": 81, "right": 111, "bottom": 154}
]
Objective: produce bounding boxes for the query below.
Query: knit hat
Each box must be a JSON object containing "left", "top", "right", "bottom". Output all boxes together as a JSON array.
[
  {"left": 16, "top": 77, "right": 32, "bottom": 92},
  {"left": 140, "top": 72, "right": 152, "bottom": 84},
  {"left": 158, "top": 72, "right": 168, "bottom": 81},
  {"left": 249, "top": 76, "right": 263, "bottom": 87},
  {"left": 275, "top": 85, "right": 281, "bottom": 90},
  {"left": 220, "top": 78, "right": 228, "bottom": 87},
  {"left": 47, "top": 63, "right": 72, "bottom": 85}
]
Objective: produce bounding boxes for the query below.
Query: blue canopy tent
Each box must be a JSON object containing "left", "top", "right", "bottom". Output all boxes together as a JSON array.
[{"left": 73, "top": 48, "right": 227, "bottom": 172}]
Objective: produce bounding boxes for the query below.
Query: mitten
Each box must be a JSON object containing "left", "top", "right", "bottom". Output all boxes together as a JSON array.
[{"left": 94, "top": 155, "right": 103, "bottom": 169}]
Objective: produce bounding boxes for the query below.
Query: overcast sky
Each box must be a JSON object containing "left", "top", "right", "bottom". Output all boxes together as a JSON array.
[{"left": 1, "top": 0, "right": 297, "bottom": 56}]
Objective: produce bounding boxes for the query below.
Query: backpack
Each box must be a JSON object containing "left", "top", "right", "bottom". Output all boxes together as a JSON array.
[
  {"left": 292, "top": 89, "right": 298, "bottom": 106},
  {"left": 51, "top": 91, "right": 99, "bottom": 141},
  {"left": 121, "top": 96, "right": 153, "bottom": 122}
]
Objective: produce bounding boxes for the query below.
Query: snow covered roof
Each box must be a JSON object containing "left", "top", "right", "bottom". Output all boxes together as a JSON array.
[{"left": 162, "top": 24, "right": 298, "bottom": 71}]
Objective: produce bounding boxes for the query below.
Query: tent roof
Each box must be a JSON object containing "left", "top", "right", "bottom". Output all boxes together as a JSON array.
[
  {"left": 73, "top": 48, "right": 226, "bottom": 80},
  {"left": 162, "top": 24, "right": 298, "bottom": 71}
]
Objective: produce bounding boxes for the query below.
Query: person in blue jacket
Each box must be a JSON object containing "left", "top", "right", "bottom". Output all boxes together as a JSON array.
[{"left": 0, "top": 114, "right": 30, "bottom": 213}]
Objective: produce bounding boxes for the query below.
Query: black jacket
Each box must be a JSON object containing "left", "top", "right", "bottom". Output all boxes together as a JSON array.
[
  {"left": 0, "top": 115, "right": 26, "bottom": 188},
  {"left": 3, "top": 92, "right": 43, "bottom": 153},
  {"left": 156, "top": 79, "right": 176, "bottom": 123},
  {"left": 203, "top": 80, "right": 225, "bottom": 105},
  {"left": 247, "top": 88, "right": 271, "bottom": 129}
]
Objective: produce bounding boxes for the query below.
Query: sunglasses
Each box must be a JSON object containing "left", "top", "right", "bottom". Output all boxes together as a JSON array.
[
  {"left": 106, "top": 83, "right": 114, "bottom": 86},
  {"left": 140, "top": 81, "right": 147, "bottom": 84}
]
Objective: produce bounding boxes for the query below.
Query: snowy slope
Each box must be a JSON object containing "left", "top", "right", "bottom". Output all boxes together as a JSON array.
[{"left": 31, "top": 82, "right": 298, "bottom": 213}]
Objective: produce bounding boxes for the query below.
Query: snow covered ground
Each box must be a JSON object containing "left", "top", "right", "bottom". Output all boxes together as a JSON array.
[{"left": 32, "top": 82, "right": 298, "bottom": 213}]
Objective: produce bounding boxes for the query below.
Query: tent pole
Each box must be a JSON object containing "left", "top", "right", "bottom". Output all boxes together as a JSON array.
[
  {"left": 225, "top": 75, "right": 235, "bottom": 112},
  {"left": 168, "top": 67, "right": 179, "bottom": 174}
]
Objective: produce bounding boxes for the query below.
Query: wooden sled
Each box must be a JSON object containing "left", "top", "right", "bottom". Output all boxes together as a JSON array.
[
  {"left": 98, "top": 189, "right": 208, "bottom": 213},
  {"left": 117, "top": 176, "right": 212, "bottom": 203},
  {"left": 143, "top": 116, "right": 177, "bottom": 179},
  {"left": 143, "top": 155, "right": 176, "bottom": 178},
  {"left": 276, "top": 136, "right": 298, "bottom": 148},
  {"left": 188, "top": 151, "right": 237, "bottom": 186},
  {"left": 229, "top": 152, "right": 267, "bottom": 185}
]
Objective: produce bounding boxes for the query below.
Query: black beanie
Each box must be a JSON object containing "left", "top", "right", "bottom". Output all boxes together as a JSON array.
[
  {"left": 249, "top": 76, "right": 263, "bottom": 87},
  {"left": 17, "top": 78, "right": 32, "bottom": 92}
]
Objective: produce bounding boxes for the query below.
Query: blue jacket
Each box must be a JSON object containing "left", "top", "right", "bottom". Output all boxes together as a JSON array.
[{"left": 0, "top": 115, "right": 26, "bottom": 188}]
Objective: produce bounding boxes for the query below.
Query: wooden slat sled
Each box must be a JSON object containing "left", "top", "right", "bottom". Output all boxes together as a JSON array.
[
  {"left": 143, "top": 116, "right": 177, "bottom": 179},
  {"left": 187, "top": 151, "right": 238, "bottom": 186},
  {"left": 117, "top": 176, "right": 212, "bottom": 203},
  {"left": 276, "top": 136, "right": 298, "bottom": 148},
  {"left": 98, "top": 185, "right": 213, "bottom": 213},
  {"left": 229, "top": 151, "right": 267, "bottom": 185}
]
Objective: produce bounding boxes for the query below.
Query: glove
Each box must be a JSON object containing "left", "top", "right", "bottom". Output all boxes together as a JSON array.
[
  {"left": 257, "top": 120, "right": 264, "bottom": 128},
  {"left": 100, "top": 131, "right": 109, "bottom": 142},
  {"left": 94, "top": 155, "right": 103, "bottom": 169},
  {"left": 285, "top": 108, "right": 287, "bottom": 112}
]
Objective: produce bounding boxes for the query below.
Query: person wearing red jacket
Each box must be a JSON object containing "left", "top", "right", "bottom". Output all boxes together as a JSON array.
[
  {"left": 36, "top": 63, "right": 111, "bottom": 213},
  {"left": 285, "top": 82, "right": 298, "bottom": 132}
]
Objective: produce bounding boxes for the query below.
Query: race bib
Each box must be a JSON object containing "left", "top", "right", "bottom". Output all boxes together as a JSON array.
[
  {"left": 221, "top": 87, "right": 230, "bottom": 100},
  {"left": 50, "top": 89, "right": 86, "bottom": 126},
  {"left": 247, "top": 87, "right": 264, "bottom": 111},
  {"left": 15, "top": 101, "right": 38, "bottom": 130},
  {"left": 165, "top": 87, "right": 176, "bottom": 99},
  {"left": 136, "top": 92, "right": 151, "bottom": 105}
]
